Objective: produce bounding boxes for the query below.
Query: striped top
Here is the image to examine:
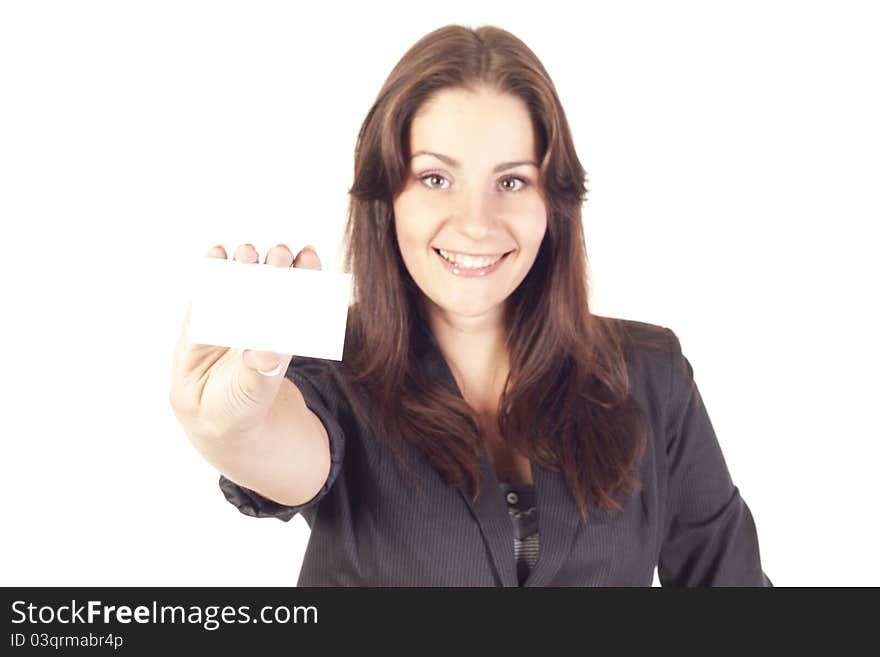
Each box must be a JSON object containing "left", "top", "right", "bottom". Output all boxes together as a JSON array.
[{"left": 499, "top": 482, "right": 539, "bottom": 586}]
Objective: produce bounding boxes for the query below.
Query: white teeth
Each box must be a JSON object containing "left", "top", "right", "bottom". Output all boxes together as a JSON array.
[{"left": 438, "top": 248, "right": 503, "bottom": 269}]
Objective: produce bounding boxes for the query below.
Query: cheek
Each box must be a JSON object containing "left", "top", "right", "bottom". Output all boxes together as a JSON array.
[
  {"left": 511, "top": 203, "right": 548, "bottom": 250},
  {"left": 394, "top": 196, "right": 437, "bottom": 248},
  {"left": 392, "top": 203, "right": 432, "bottom": 270},
  {"left": 392, "top": 198, "right": 414, "bottom": 242}
]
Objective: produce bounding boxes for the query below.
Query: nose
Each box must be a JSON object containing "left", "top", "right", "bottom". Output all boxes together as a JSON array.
[{"left": 451, "top": 190, "right": 500, "bottom": 242}]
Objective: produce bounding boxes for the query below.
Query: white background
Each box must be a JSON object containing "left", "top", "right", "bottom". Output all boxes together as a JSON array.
[{"left": 2, "top": 0, "right": 877, "bottom": 586}]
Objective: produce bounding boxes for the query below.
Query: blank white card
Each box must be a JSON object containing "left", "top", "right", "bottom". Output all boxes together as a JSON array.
[{"left": 186, "top": 256, "right": 353, "bottom": 361}]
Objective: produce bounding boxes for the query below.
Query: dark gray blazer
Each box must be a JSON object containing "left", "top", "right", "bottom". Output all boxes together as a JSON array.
[{"left": 219, "top": 317, "right": 772, "bottom": 587}]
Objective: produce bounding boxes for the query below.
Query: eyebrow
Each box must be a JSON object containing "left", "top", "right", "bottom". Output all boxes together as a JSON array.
[{"left": 410, "top": 150, "right": 538, "bottom": 174}]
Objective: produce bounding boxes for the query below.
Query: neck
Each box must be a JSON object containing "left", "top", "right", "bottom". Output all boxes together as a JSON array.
[{"left": 422, "top": 298, "right": 510, "bottom": 415}]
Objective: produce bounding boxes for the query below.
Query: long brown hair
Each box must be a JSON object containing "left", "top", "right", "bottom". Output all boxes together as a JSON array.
[{"left": 340, "top": 24, "right": 653, "bottom": 522}]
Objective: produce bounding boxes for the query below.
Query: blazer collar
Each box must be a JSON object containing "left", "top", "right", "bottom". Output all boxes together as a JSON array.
[{"left": 414, "top": 321, "right": 581, "bottom": 587}]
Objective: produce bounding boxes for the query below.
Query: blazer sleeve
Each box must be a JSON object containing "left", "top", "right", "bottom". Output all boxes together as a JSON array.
[
  {"left": 218, "top": 360, "right": 346, "bottom": 522},
  {"left": 657, "top": 328, "right": 773, "bottom": 587}
]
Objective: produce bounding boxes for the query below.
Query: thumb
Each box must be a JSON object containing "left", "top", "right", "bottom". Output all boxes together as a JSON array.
[
  {"left": 242, "top": 349, "right": 290, "bottom": 376},
  {"left": 239, "top": 349, "right": 294, "bottom": 397}
]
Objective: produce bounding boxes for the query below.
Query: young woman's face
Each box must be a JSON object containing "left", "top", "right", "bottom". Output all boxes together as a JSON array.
[{"left": 393, "top": 87, "right": 548, "bottom": 322}]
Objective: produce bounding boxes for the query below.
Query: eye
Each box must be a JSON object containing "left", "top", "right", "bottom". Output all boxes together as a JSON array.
[
  {"left": 499, "top": 176, "right": 529, "bottom": 193},
  {"left": 417, "top": 172, "right": 530, "bottom": 193},
  {"left": 419, "top": 172, "right": 450, "bottom": 190}
]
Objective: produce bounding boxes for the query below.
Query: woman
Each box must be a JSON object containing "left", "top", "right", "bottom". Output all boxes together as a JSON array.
[{"left": 170, "top": 24, "right": 772, "bottom": 587}]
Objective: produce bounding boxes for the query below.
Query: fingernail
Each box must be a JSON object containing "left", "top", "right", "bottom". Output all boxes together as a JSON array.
[{"left": 257, "top": 363, "right": 284, "bottom": 377}]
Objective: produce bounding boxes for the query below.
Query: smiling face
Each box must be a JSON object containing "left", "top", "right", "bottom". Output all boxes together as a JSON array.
[{"left": 392, "top": 86, "right": 548, "bottom": 326}]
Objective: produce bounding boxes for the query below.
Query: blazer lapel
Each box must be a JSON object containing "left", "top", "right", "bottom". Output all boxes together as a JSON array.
[
  {"left": 456, "top": 450, "right": 520, "bottom": 587},
  {"left": 522, "top": 459, "right": 581, "bottom": 587}
]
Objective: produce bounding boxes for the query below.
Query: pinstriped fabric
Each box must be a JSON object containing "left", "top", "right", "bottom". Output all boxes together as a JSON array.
[{"left": 217, "top": 317, "right": 773, "bottom": 587}]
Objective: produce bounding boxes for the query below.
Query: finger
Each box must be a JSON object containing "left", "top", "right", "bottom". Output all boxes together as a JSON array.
[
  {"left": 205, "top": 244, "right": 227, "bottom": 259},
  {"left": 242, "top": 349, "right": 291, "bottom": 374},
  {"left": 233, "top": 243, "right": 259, "bottom": 263},
  {"left": 293, "top": 244, "right": 321, "bottom": 270},
  {"left": 264, "top": 243, "right": 295, "bottom": 267},
  {"left": 240, "top": 350, "right": 294, "bottom": 409}
]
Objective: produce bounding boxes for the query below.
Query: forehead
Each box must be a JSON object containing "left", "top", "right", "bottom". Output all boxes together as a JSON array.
[{"left": 410, "top": 88, "right": 536, "bottom": 159}]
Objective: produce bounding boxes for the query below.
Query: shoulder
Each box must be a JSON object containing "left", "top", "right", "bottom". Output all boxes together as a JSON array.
[
  {"left": 594, "top": 313, "right": 676, "bottom": 365},
  {"left": 592, "top": 313, "right": 681, "bottom": 407}
]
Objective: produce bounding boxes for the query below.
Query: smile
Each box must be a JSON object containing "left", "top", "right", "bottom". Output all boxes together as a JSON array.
[{"left": 433, "top": 248, "right": 513, "bottom": 277}]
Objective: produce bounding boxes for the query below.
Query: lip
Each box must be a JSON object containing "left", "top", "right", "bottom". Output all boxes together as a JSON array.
[
  {"left": 434, "top": 248, "right": 513, "bottom": 278},
  {"left": 435, "top": 248, "right": 509, "bottom": 258}
]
